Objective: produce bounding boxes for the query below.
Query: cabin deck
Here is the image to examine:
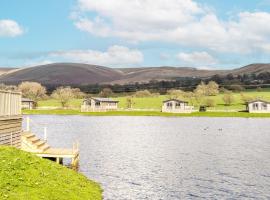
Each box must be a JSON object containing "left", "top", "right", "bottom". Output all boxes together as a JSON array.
[{"left": 21, "top": 132, "right": 79, "bottom": 169}]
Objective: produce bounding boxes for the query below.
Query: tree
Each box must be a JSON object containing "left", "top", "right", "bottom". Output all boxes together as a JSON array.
[
  {"left": 195, "top": 82, "right": 207, "bottom": 96},
  {"left": 205, "top": 98, "right": 216, "bottom": 107},
  {"left": 134, "top": 90, "right": 152, "bottom": 97},
  {"left": 18, "top": 82, "right": 46, "bottom": 101},
  {"left": 51, "top": 87, "right": 75, "bottom": 108},
  {"left": 167, "top": 89, "right": 184, "bottom": 99},
  {"left": 222, "top": 91, "right": 235, "bottom": 106},
  {"left": 0, "top": 84, "right": 17, "bottom": 91},
  {"left": 126, "top": 96, "right": 135, "bottom": 109},
  {"left": 207, "top": 81, "right": 219, "bottom": 96},
  {"left": 99, "top": 88, "right": 113, "bottom": 98}
]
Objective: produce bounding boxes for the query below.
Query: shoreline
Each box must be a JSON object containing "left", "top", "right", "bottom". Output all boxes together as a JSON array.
[{"left": 23, "top": 109, "right": 270, "bottom": 118}]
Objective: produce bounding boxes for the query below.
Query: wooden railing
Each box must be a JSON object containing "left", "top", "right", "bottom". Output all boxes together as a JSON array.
[{"left": 0, "top": 90, "right": 22, "bottom": 117}]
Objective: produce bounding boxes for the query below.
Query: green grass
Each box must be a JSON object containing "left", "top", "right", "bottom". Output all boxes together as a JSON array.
[
  {"left": 0, "top": 146, "right": 102, "bottom": 200},
  {"left": 38, "top": 90, "right": 270, "bottom": 111},
  {"left": 22, "top": 109, "right": 270, "bottom": 118}
]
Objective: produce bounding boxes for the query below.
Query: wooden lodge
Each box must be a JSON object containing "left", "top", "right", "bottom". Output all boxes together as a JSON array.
[
  {"left": 162, "top": 99, "right": 194, "bottom": 113},
  {"left": 247, "top": 99, "right": 270, "bottom": 113},
  {"left": 21, "top": 98, "right": 35, "bottom": 110},
  {"left": 0, "top": 90, "right": 79, "bottom": 169},
  {"left": 81, "top": 97, "right": 119, "bottom": 112}
]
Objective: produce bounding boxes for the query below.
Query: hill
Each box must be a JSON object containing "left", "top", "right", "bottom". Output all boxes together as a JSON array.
[
  {"left": 0, "top": 63, "right": 123, "bottom": 86},
  {"left": 0, "top": 68, "right": 17, "bottom": 76},
  {"left": 0, "top": 146, "right": 102, "bottom": 200},
  {"left": 0, "top": 63, "right": 269, "bottom": 86}
]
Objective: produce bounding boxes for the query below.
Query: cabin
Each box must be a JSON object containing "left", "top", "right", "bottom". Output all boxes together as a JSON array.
[
  {"left": 21, "top": 98, "right": 35, "bottom": 110},
  {"left": 0, "top": 90, "right": 22, "bottom": 148},
  {"left": 162, "top": 99, "right": 194, "bottom": 113},
  {"left": 81, "top": 97, "right": 119, "bottom": 112},
  {"left": 247, "top": 99, "right": 270, "bottom": 113}
]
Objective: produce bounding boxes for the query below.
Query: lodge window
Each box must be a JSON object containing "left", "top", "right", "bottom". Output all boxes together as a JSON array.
[
  {"left": 167, "top": 102, "right": 173, "bottom": 108},
  {"left": 175, "top": 103, "right": 181, "bottom": 108},
  {"left": 95, "top": 102, "right": 101, "bottom": 106},
  {"left": 262, "top": 103, "right": 267, "bottom": 110},
  {"left": 253, "top": 103, "right": 259, "bottom": 110}
]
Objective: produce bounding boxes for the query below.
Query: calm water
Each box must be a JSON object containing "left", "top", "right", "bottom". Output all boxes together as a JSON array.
[{"left": 23, "top": 116, "right": 270, "bottom": 199}]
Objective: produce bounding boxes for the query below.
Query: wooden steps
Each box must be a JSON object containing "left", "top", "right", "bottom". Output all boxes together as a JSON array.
[
  {"left": 21, "top": 131, "right": 79, "bottom": 170},
  {"left": 21, "top": 132, "right": 50, "bottom": 153}
]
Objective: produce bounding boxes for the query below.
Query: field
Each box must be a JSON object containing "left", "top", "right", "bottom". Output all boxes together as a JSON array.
[
  {"left": 37, "top": 90, "right": 270, "bottom": 111},
  {"left": 0, "top": 146, "right": 102, "bottom": 200}
]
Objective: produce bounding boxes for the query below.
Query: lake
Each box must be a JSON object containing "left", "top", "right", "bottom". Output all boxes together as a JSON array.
[{"left": 23, "top": 116, "right": 270, "bottom": 199}]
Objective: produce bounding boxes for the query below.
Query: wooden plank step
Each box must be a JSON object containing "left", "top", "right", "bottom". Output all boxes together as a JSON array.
[
  {"left": 28, "top": 137, "right": 40, "bottom": 143},
  {"left": 34, "top": 140, "right": 46, "bottom": 147},
  {"left": 40, "top": 144, "right": 50, "bottom": 151},
  {"left": 23, "top": 132, "right": 35, "bottom": 138}
]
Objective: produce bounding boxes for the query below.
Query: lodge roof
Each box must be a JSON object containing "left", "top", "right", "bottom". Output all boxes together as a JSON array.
[
  {"left": 84, "top": 97, "right": 119, "bottom": 103},
  {"left": 247, "top": 99, "right": 270, "bottom": 104},
  {"left": 21, "top": 98, "right": 35, "bottom": 102},
  {"left": 163, "top": 99, "right": 188, "bottom": 104}
]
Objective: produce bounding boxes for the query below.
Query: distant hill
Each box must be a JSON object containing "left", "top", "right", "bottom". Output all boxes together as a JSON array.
[
  {"left": 0, "top": 68, "right": 17, "bottom": 76},
  {"left": 0, "top": 63, "right": 123, "bottom": 85},
  {"left": 0, "top": 63, "right": 269, "bottom": 86},
  {"left": 230, "top": 64, "right": 270, "bottom": 75}
]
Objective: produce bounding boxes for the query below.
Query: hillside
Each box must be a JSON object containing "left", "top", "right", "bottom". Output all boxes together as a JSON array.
[
  {"left": 0, "top": 63, "right": 123, "bottom": 85},
  {"left": 230, "top": 63, "right": 270, "bottom": 75},
  {"left": 0, "top": 146, "right": 102, "bottom": 200},
  {"left": 0, "top": 68, "right": 17, "bottom": 76},
  {"left": 0, "top": 63, "right": 269, "bottom": 86}
]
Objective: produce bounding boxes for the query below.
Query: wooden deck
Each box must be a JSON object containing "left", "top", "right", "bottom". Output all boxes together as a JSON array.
[{"left": 21, "top": 132, "right": 79, "bottom": 170}]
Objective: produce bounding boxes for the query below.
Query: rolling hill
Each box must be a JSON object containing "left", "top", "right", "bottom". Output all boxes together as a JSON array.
[{"left": 0, "top": 63, "right": 269, "bottom": 86}]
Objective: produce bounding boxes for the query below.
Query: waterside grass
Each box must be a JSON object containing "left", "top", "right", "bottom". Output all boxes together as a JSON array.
[
  {"left": 0, "top": 146, "right": 102, "bottom": 200},
  {"left": 23, "top": 109, "right": 270, "bottom": 118}
]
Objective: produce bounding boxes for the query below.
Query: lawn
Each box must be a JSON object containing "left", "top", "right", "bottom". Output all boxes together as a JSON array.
[
  {"left": 37, "top": 90, "right": 270, "bottom": 111},
  {"left": 0, "top": 146, "right": 102, "bottom": 200},
  {"left": 23, "top": 109, "right": 270, "bottom": 118}
]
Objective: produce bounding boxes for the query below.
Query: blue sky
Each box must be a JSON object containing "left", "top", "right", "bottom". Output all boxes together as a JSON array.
[{"left": 1, "top": 0, "right": 270, "bottom": 69}]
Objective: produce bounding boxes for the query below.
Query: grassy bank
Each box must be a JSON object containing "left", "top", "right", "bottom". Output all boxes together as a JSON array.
[
  {"left": 0, "top": 146, "right": 102, "bottom": 200},
  {"left": 23, "top": 109, "right": 270, "bottom": 118},
  {"left": 38, "top": 90, "right": 270, "bottom": 111}
]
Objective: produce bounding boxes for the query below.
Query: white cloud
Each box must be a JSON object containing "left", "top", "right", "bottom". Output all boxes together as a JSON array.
[
  {"left": 49, "top": 45, "right": 143, "bottom": 67},
  {"left": 73, "top": 0, "right": 270, "bottom": 54},
  {"left": 177, "top": 51, "right": 218, "bottom": 66},
  {"left": 0, "top": 19, "right": 24, "bottom": 37}
]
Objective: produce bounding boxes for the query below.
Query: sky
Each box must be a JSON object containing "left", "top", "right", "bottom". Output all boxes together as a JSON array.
[{"left": 1, "top": 0, "right": 270, "bottom": 69}]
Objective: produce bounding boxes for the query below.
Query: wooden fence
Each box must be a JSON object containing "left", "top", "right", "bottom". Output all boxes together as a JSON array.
[{"left": 0, "top": 90, "right": 21, "bottom": 117}]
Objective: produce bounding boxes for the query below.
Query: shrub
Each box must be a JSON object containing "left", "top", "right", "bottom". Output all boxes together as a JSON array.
[
  {"left": 222, "top": 91, "right": 235, "bottom": 106},
  {"left": 205, "top": 98, "right": 216, "bottom": 107},
  {"left": 134, "top": 90, "right": 152, "bottom": 97}
]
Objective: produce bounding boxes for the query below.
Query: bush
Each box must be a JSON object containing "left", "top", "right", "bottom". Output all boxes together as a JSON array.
[
  {"left": 229, "top": 85, "right": 245, "bottom": 92},
  {"left": 99, "top": 88, "right": 113, "bottom": 98},
  {"left": 51, "top": 87, "right": 75, "bottom": 108},
  {"left": 205, "top": 98, "right": 216, "bottom": 107},
  {"left": 222, "top": 91, "right": 235, "bottom": 106},
  {"left": 18, "top": 81, "right": 47, "bottom": 101},
  {"left": 134, "top": 90, "right": 152, "bottom": 97}
]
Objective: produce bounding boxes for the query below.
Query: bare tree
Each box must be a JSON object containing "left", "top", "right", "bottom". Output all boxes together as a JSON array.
[
  {"left": 99, "top": 88, "right": 113, "bottom": 98},
  {"left": 222, "top": 91, "right": 235, "bottom": 106},
  {"left": 167, "top": 89, "right": 184, "bottom": 99},
  {"left": 51, "top": 86, "right": 75, "bottom": 108},
  {"left": 207, "top": 81, "right": 219, "bottom": 96},
  {"left": 134, "top": 90, "right": 152, "bottom": 97},
  {"left": 18, "top": 82, "right": 46, "bottom": 101},
  {"left": 126, "top": 96, "right": 135, "bottom": 109},
  {"left": 0, "top": 83, "right": 18, "bottom": 91}
]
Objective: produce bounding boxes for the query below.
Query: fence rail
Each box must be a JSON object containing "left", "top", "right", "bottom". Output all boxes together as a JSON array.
[{"left": 0, "top": 90, "right": 22, "bottom": 117}]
